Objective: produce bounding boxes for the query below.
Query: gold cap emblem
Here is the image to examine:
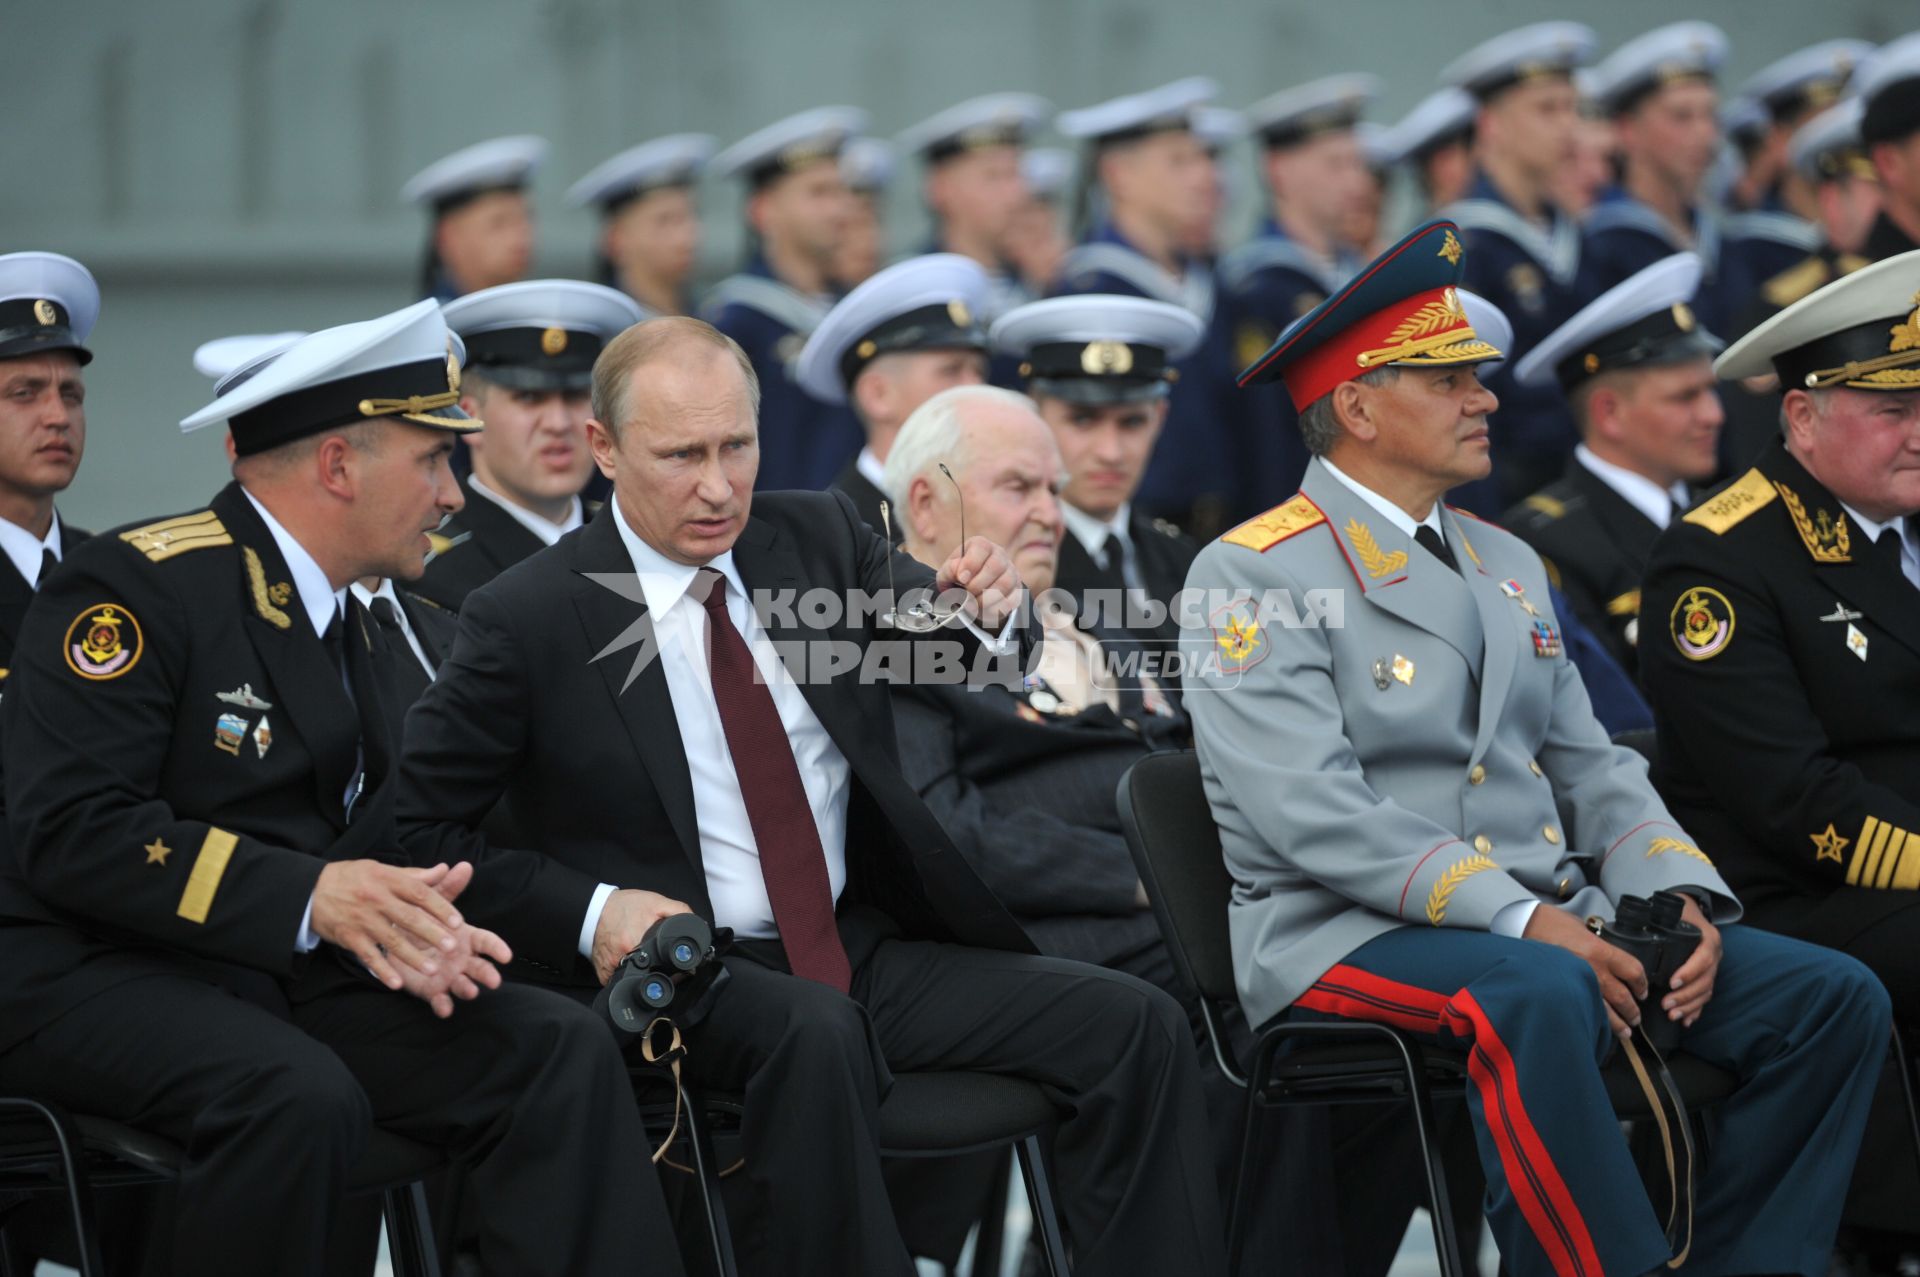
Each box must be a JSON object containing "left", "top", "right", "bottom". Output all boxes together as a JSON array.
[
  {"left": 32, "top": 299, "right": 56, "bottom": 326},
  {"left": 540, "top": 327, "right": 568, "bottom": 356},
  {"left": 947, "top": 299, "right": 973, "bottom": 328},
  {"left": 446, "top": 341, "right": 462, "bottom": 394},
  {"left": 1438, "top": 230, "right": 1464, "bottom": 266},
  {"left": 1584, "top": 353, "right": 1601, "bottom": 374},
  {"left": 1081, "top": 340, "right": 1134, "bottom": 375},
  {"left": 1671, "top": 301, "right": 1695, "bottom": 332}
]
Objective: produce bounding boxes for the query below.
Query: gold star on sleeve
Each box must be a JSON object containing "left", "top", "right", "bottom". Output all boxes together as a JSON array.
[
  {"left": 1810, "top": 824, "right": 1849, "bottom": 864},
  {"left": 144, "top": 838, "right": 171, "bottom": 866}
]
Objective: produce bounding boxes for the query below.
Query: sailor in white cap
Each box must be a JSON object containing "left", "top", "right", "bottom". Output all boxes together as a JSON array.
[
  {"left": 193, "top": 331, "right": 455, "bottom": 709},
  {"left": 0, "top": 295, "right": 684, "bottom": 1276},
  {"left": 400, "top": 135, "right": 547, "bottom": 302},
  {"left": 1641, "top": 249, "right": 1920, "bottom": 1071},
  {"left": 1584, "top": 24, "right": 1748, "bottom": 338},
  {"left": 0, "top": 251, "right": 98, "bottom": 666},
  {"left": 419, "top": 279, "right": 644, "bottom": 611},
  {"left": 1553, "top": 68, "right": 1621, "bottom": 219},
  {"left": 1504, "top": 254, "right": 1724, "bottom": 673},
  {"left": 1225, "top": 75, "right": 1378, "bottom": 386},
  {"left": 1186, "top": 106, "right": 1248, "bottom": 261},
  {"left": 1857, "top": 32, "right": 1920, "bottom": 260},
  {"left": 1383, "top": 87, "right": 1479, "bottom": 214},
  {"left": 834, "top": 136, "right": 895, "bottom": 289},
  {"left": 566, "top": 134, "right": 715, "bottom": 317},
  {"left": 900, "top": 93, "right": 1051, "bottom": 318},
  {"left": 1005, "top": 147, "right": 1073, "bottom": 294},
  {"left": 1725, "top": 41, "right": 1877, "bottom": 289},
  {"left": 703, "top": 105, "right": 869, "bottom": 491},
  {"left": 991, "top": 293, "right": 1202, "bottom": 656},
  {"left": 1437, "top": 21, "right": 1601, "bottom": 513},
  {"left": 793, "top": 254, "right": 991, "bottom": 536},
  {"left": 1054, "top": 78, "right": 1265, "bottom": 537},
  {"left": 1722, "top": 95, "right": 1775, "bottom": 214}
]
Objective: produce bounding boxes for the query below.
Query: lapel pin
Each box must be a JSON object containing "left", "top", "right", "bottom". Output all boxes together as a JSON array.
[
  {"left": 215, "top": 712, "right": 247, "bottom": 756},
  {"left": 1391, "top": 654, "right": 1415, "bottom": 687},
  {"left": 253, "top": 715, "right": 274, "bottom": 759},
  {"left": 1819, "top": 603, "right": 1862, "bottom": 624},
  {"left": 1372, "top": 658, "right": 1390, "bottom": 690},
  {"left": 217, "top": 684, "right": 273, "bottom": 711},
  {"left": 1846, "top": 624, "right": 1869, "bottom": 662}
]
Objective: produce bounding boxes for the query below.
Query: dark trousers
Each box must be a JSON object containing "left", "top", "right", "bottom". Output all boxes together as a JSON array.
[
  {"left": 0, "top": 961, "right": 683, "bottom": 1277},
  {"left": 1292, "top": 925, "right": 1889, "bottom": 1277},
  {"left": 682, "top": 908, "right": 1225, "bottom": 1277}
]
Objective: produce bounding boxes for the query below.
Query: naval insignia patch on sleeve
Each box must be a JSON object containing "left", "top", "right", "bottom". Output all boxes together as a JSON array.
[{"left": 64, "top": 603, "right": 143, "bottom": 681}]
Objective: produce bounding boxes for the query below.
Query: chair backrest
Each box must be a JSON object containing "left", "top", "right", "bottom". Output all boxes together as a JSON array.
[
  {"left": 1116, "top": 751, "right": 1237, "bottom": 1007},
  {"left": 1611, "top": 728, "right": 1658, "bottom": 766}
]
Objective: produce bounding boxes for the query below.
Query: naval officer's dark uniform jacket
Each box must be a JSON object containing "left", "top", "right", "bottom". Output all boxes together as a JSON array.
[
  {"left": 413, "top": 474, "right": 553, "bottom": 611},
  {"left": 0, "top": 482, "right": 671, "bottom": 1275},
  {"left": 1641, "top": 438, "right": 1920, "bottom": 1014},
  {"left": 0, "top": 516, "right": 87, "bottom": 675}
]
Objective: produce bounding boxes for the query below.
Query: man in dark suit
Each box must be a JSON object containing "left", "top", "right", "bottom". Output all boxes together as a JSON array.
[
  {"left": 0, "top": 253, "right": 97, "bottom": 670},
  {"left": 793, "top": 254, "right": 993, "bottom": 538},
  {"left": 1504, "top": 253, "right": 1724, "bottom": 676},
  {"left": 0, "top": 301, "right": 678, "bottom": 1276},
  {"left": 991, "top": 294, "right": 1204, "bottom": 682},
  {"left": 397, "top": 317, "right": 1225, "bottom": 1277},
  {"left": 417, "top": 279, "right": 643, "bottom": 610}
]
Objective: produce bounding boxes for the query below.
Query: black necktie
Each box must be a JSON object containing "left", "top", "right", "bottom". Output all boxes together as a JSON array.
[
  {"left": 34, "top": 547, "right": 56, "bottom": 591},
  {"left": 368, "top": 596, "right": 432, "bottom": 705},
  {"left": 1876, "top": 525, "right": 1912, "bottom": 586},
  {"left": 1415, "top": 525, "right": 1460, "bottom": 575},
  {"left": 1095, "top": 531, "right": 1128, "bottom": 591},
  {"left": 323, "top": 605, "right": 367, "bottom": 819}
]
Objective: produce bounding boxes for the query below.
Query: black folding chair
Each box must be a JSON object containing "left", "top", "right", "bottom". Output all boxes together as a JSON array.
[
  {"left": 0, "top": 1096, "right": 444, "bottom": 1277},
  {"left": 1116, "top": 750, "right": 1736, "bottom": 1277},
  {"left": 645, "top": 1071, "right": 1070, "bottom": 1277}
]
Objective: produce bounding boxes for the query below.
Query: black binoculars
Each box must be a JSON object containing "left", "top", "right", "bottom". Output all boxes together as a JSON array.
[
  {"left": 1592, "top": 889, "right": 1701, "bottom": 1053},
  {"left": 592, "top": 913, "right": 730, "bottom": 1036}
]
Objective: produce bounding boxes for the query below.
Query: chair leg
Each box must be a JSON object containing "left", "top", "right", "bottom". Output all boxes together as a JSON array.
[
  {"left": 1891, "top": 1025, "right": 1920, "bottom": 1191},
  {"left": 1225, "top": 1085, "right": 1265, "bottom": 1276},
  {"left": 381, "top": 1181, "right": 443, "bottom": 1277},
  {"left": 1013, "top": 1134, "right": 1070, "bottom": 1277},
  {"left": 969, "top": 1150, "right": 1013, "bottom": 1277},
  {"left": 1390, "top": 1034, "right": 1466, "bottom": 1277},
  {"left": 679, "top": 1094, "right": 738, "bottom": 1277}
]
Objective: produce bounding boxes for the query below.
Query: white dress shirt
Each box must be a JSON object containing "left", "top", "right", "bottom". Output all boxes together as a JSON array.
[
  {"left": 1574, "top": 445, "right": 1689, "bottom": 531},
  {"left": 469, "top": 475, "right": 583, "bottom": 547},
  {"left": 1318, "top": 460, "right": 1538, "bottom": 938},
  {"left": 578, "top": 497, "right": 853, "bottom": 955},
  {"left": 349, "top": 579, "right": 434, "bottom": 679},
  {"left": 243, "top": 489, "right": 348, "bottom": 954},
  {"left": 1840, "top": 504, "right": 1920, "bottom": 590},
  {"left": 0, "top": 509, "right": 63, "bottom": 589},
  {"left": 854, "top": 447, "right": 888, "bottom": 492},
  {"left": 1061, "top": 501, "right": 1143, "bottom": 590}
]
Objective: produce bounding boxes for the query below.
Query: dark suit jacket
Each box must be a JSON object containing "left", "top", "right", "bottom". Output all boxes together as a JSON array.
[
  {"left": 397, "top": 588, "right": 457, "bottom": 671},
  {"left": 1052, "top": 509, "right": 1198, "bottom": 680},
  {"left": 396, "top": 488, "right": 1034, "bottom": 985},
  {"left": 0, "top": 516, "right": 88, "bottom": 674},
  {"left": 830, "top": 459, "right": 900, "bottom": 543},
  {"left": 0, "top": 483, "right": 394, "bottom": 1053},
  {"left": 414, "top": 476, "right": 550, "bottom": 611},
  {"left": 1505, "top": 459, "right": 1667, "bottom": 676}
]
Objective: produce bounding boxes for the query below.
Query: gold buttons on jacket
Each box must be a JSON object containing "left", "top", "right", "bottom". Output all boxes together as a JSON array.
[
  {"left": 1473, "top": 834, "right": 1492, "bottom": 854},
  {"left": 1558, "top": 878, "right": 1571, "bottom": 899},
  {"left": 1469, "top": 765, "right": 1487, "bottom": 786},
  {"left": 1544, "top": 826, "right": 1560, "bottom": 845},
  {"left": 1529, "top": 759, "right": 1544, "bottom": 777}
]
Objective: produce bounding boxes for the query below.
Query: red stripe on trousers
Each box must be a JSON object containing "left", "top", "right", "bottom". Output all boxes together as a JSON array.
[{"left": 1446, "top": 992, "right": 1603, "bottom": 1277}]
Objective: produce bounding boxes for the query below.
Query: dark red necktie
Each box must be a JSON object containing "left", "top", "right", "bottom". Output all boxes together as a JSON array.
[{"left": 695, "top": 569, "right": 852, "bottom": 992}]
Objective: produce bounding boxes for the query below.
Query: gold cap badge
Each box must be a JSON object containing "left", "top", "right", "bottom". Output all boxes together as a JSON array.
[
  {"left": 32, "top": 299, "right": 56, "bottom": 326},
  {"left": 540, "top": 327, "right": 568, "bottom": 356}
]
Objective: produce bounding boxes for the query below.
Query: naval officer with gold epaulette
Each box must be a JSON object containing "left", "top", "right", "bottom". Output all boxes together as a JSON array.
[
  {"left": 0, "top": 300, "right": 683, "bottom": 1276},
  {"left": 1186, "top": 219, "right": 1888, "bottom": 1277},
  {"left": 1642, "top": 249, "right": 1920, "bottom": 1018}
]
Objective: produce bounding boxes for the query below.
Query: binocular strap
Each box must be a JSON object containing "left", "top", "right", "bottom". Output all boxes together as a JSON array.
[
  {"left": 640, "top": 1017, "right": 745, "bottom": 1179},
  {"left": 1618, "top": 1027, "right": 1695, "bottom": 1268}
]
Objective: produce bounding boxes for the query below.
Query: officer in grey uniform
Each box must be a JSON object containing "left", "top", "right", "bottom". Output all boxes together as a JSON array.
[{"left": 1187, "top": 217, "right": 1889, "bottom": 1277}]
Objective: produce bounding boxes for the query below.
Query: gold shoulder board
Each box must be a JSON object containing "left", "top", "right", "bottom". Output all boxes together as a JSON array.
[
  {"left": 1683, "top": 470, "right": 1776, "bottom": 535},
  {"left": 120, "top": 511, "right": 231, "bottom": 562},
  {"left": 1221, "top": 495, "right": 1325, "bottom": 552},
  {"left": 1523, "top": 493, "right": 1567, "bottom": 520},
  {"left": 1761, "top": 257, "right": 1830, "bottom": 310}
]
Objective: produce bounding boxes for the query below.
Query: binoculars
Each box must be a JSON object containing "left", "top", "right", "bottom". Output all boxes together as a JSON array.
[
  {"left": 592, "top": 913, "right": 730, "bottom": 1035},
  {"left": 1592, "top": 889, "right": 1701, "bottom": 1053}
]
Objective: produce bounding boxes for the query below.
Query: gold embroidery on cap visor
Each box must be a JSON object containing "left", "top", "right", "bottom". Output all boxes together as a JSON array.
[
  {"left": 355, "top": 343, "right": 481, "bottom": 431},
  {"left": 1354, "top": 289, "right": 1502, "bottom": 369},
  {"left": 1802, "top": 294, "right": 1920, "bottom": 389}
]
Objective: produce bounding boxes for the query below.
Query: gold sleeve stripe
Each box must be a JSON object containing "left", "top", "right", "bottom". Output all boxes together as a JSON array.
[
  {"left": 1874, "top": 827, "right": 1904, "bottom": 889},
  {"left": 1848, "top": 816, "right": 1879, "bottom": 885},
  {"left": 1889, "top": 831, "right": 1920, "bottom": 891},
  {"left": 1858, "top": 818, "right": 1895, "bottom": 889},
  {"left": 176, "top": 828, "right": 238, "bottom": 924}
]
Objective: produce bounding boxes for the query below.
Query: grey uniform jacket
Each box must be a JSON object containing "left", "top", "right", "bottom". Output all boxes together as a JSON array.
[{"left": 1184, "top": 458, "right": 1738, "bottom": 1029}]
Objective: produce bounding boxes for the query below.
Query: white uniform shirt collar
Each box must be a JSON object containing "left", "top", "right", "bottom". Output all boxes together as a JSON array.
[
  {"left": 1839, "top": 503, "right": 1918, "bottom": 586},
  {"left": 1320, "top": 458, "right": 1443, "bottom": 538},
  {"left": 0, "top": 509, "right": 61, "bottom": 588},
  {"left": 1575, "top": 445, "right": 1688, "bottom": 529},
  {"left": 242, "top": 489, "right": 345, "bottom": 637},
  {"left": 608, "top": 496, "right": 748, "bottom": 615},
  {"left": 1061, "top": 501, "right": 1132, "bottom": 564},
  {"left": 855, "top": 447, "right": 888, "bottom": 491},
  {"left": 469, "top": 475, "right": 583, "bottom": 547}
]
